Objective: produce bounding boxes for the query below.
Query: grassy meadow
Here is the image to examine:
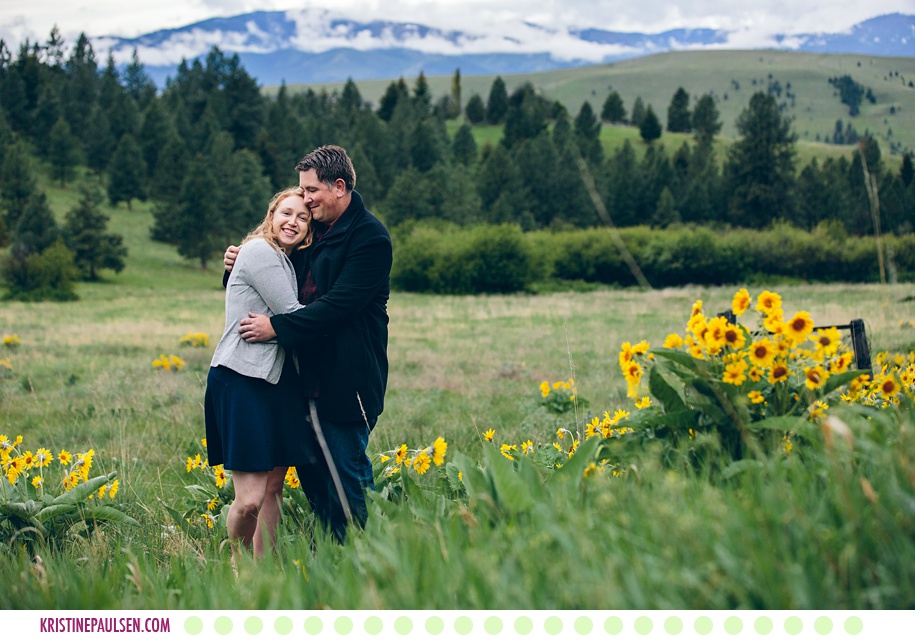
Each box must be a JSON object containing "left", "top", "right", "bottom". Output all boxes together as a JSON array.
[
  {"left": 2, "top": 169, "right": 915, "bottom": 610},
  {"left": 300, "top": 50, "right": 915, "bottom": 160}
]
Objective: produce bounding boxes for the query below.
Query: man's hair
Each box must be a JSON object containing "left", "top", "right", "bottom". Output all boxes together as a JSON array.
[{"left": 295, "top": 145, "right": 357, "bottom": 192}]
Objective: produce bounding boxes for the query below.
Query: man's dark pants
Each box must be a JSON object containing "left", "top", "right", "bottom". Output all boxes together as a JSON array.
[{"left": 298, "top": 413, "right": 376, "bottom": 542}]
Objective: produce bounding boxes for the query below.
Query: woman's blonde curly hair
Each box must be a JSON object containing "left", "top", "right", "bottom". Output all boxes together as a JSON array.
[{"left": 241, "top": 186, "right": 313, "bottom": 252}]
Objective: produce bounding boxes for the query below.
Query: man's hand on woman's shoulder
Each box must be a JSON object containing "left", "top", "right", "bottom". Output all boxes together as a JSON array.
[{"left": 224, "top": 245, "right": 240, "bottom": 272}]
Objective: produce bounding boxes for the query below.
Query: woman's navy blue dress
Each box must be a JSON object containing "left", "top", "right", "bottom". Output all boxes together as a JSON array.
[{"left": 204, "top": 354, "right": 315, "bottom": 472}]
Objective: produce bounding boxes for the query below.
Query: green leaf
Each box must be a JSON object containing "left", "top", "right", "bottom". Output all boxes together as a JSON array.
[
  {"left": 450, "top": 451, "right": 493, "bottom": 503},
  {"left": 51, "top": 474, "right": 112, "bottom": 505},
  {"left": 0, "top": 500, "right": 41, "bottom": 519},
  {"left": 36, "top": 503, "right": 78, "bottom": 522},
  {"left": 823, "top": 369, "right": 869, "bottom": 396},
  {"left": 651, "top": 348, "right": 702, "bottom": 371},
  {"left": 649, "top": 365, "right": 688, "bottom": 412},
  {"left": 551, "top": 436, "right": 602, "bottom": 484},
  {"left": 481, "top": 445, "right": 533, "bottom": 514},
  {"left": 159, "top": 499, "right": 193, "bottom": 535},
  {"left": 79, "top": 505, "right": 140, "bottom": 527}
]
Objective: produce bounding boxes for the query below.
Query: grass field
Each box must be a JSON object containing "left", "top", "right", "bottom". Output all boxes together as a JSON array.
[
  {"left": 2, "top": 171, "right": 915, "bottom": 610},
  {"left": 291, "top": 50, "right": 915, "bottom": 158}
]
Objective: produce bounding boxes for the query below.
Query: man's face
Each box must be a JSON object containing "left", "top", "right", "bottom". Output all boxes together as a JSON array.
[{"left": 299, "top": 168, "right": 344, "bottom": 225}]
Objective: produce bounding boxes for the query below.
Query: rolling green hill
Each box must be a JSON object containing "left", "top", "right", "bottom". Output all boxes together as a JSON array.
[{"left": 280, "top": 50, "right": 915, "bottom": 157}]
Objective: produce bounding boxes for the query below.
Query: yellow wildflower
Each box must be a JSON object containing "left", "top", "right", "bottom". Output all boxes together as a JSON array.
[
  {"left": 663, "top": 333, "right": 684, "bottom": 349},
  {"left": 813, "top": 327, "right": 842, "bottom": 357},
  {"left": 748, "top": 390, "right": 766, "bottom": 404},
  {"left": 109, "top": 479, "right": 119, "bottom": 498},
  {"left": 768, "top": 362, "right": 790, "bottom": 384},
  {"left": 31, "top": 476, "right": 43, "bottom": 488},
  {"left": 756, "top": 290, "right": 782, "bottom": 315},
  {"left": 521, "top": 440, "right": 534, "bottom": 455},
  {"left": 539, "top": 381, "right": 550, "bottom": 397},
  {"left": 394, "top": 444, "right": 408, "bottom": 464},
  {"left": 500, "top": 444, "right": 517, "bottom": 460},
  {"left": 804, "top": 364, "right": 828, "bottom": 390},
  {"left": 207, "top": 497, "right": 219, "bottom": 511},
  {"left": 748, "top": 338, "right": 777, "bottom": 369},
  {"left": 635, "top": 396, "right": 651, "bottom": 409},
  {"left": 731, "top": 289, "right": 752, "bottom": 316},
  {"left": 413, "top": 451, "right": 432, "bottom": 474},
  {"left": 431, "top": 437, "right": 448, "bottom": 466},
  {"left": 723, "top": 360, "right": 748, "bottom": 386},
  {"left": 58, "top": 450, "right": 72, "bottom": 466},
  {"left": 784, "top": 311, "right": 815, "bottom": 345}
]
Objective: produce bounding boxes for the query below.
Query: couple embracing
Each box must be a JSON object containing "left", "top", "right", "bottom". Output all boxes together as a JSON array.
[{"left": 203, "top": 145, "right": 392, "bottom": 555}]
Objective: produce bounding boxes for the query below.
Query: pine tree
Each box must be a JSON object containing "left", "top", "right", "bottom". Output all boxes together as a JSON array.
[
  {"left": 83, "top": 105, "right": 117, "bottom": 172},
  {"left": 486, "top": 77, "right": 509, "bottom": 124},
  {"left": 630, "top": 96, "right": 646, "bottom": 128},
  {"left": 138, "top": 98, "right": 175, "bottom": 181},
  {"left": 64, "top": 183, "right": 127, "bottom": 279},
  {"left": 451, "top": 123, "right": 477, "bottom": 166},
  {"left": 477, "top": 143, "right": 530, "bottom": 227},
  {"left": 502, "top": 83, "right": 548, "bottom": 149},
  {"left": 600, "top": 91, "right": 626, "bottom": 123},
  {"left": 464, "top": 94, "right": 485, "bottom": 124},
  {"left": 901, "top": 153, "right": 914, "bottom": 188},
  {"left": 64, "top": 33, "right": 98, "bottom": 136},
  {"left": 574, "top": 101, "right": 603, "bottom": 166},
  {"left": 123, "top": 48, "right": 157, "bottom": 109},
  {"left": 413, "top": 71, "right": 432, "bottom": 120},
  {"left": 48, "top": 117, "right": 81, "bottom": 185},
  {"left": 31, "top": 85, "right": 63, "bottom": 156},
  {"left": 691, "top": 93, "right": 722, "bottom": 143},
  {"left": 107, "top": 134, "right": 147, "bottom": 209},
  {"left": 0, "top": 140, "right": 38, "bottom": 235},
  {"left": 14, "top": 191, "right": 59, "bottom": 254},
  {"left": 723, "top": 91, "right": 798, "bottom": 228},
  {"left": 449, "top": 68, "right": 462, "bottom": 120},
  {"left": 377, "top": 78, "right": 409, "bottom": 122},
  {"left": 652, "top": 186, "right": 680, "bottom": 228},
  {"left": 639, "top": 105, "right": 662, "bottom": 143},
  {"left": 410, "top": 118, "right": 443, "bottom": 172},
  {"left": 172, "top": 155, "right": 219, "bottom": 268},
  {"left": 666, "top": 87, "right": 691, "bottom": 133}
]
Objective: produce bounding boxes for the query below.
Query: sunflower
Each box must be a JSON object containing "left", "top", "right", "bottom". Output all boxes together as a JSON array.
[
  {"left": 722, "top": 323, "right": 746, "bottom": 350},
  {"left": 732, "top": 288, "right": 752, "bottom": 316},
  {"left": 663, "top": 333, "right": 684, "bottom": 349},
  {"left": 748, "top": 338, "right": 777, "bottom": 368},
  {"left": 722, "top": 361, "right": 749, "bottom": 386},
  {"left": 756, "top": 290, "right": 782, "bottom": 315},
  {"left": 768, "top": 361, "right": 790, "bottom": 384},
  {"left": 813, "top": 327, "right": 842, "bottom": 357},
  {"left": 394, "top": 443, "right": 409, "bottom": 464},
  {"left": 413, "top": 451, "right": 432, "bottom": 475},
  {"left": 635, "top": 396, "right": 651, "bottom": 409},
  {"left": 704, "top": 315, "right": 730, "bottom": 353},
  {"left": 784, "top": 311, "right": 815, "bottom": 345},
  {"left": 431, "top": 437, "right": 448, "bottom": 466},
  {"left": 747, "top": 390, "right": 766, "bottom": 404},
  {"left": 878, "top": 374, "right": 899, "bottom": 398},
  {"left": 828, "top": 352, "right": 853, "bottom": 374},
  {"left": 804, "top": 364, "right": 828, "bottom": 390},
  {"left": 500, "top": 444, "right": 517, "bottom": 460}
]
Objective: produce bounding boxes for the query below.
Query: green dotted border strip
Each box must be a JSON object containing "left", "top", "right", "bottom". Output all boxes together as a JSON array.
[{"left": 180, "top": 612, "right": 875, "bottom": 638}]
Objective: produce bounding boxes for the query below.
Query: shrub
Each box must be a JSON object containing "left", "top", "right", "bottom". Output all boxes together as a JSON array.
[{"left": 1, "top": 240, "right": 79, "bottom": 302}]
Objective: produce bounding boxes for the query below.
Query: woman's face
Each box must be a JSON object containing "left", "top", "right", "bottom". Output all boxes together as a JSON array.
[{"left": 271, "top": 194, "right": 309, "bottom": 254}]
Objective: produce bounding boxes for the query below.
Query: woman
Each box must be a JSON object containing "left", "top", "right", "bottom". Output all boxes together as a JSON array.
[{"left": 204, "top": 186, "right": 314, "bottom": 557}]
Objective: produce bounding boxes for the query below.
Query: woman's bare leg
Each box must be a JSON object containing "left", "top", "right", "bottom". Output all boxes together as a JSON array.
[
  {"left": 226, "top": 471, "right": 268, "bottom": 550},
  {"left": 253, "top": 466, "right": 288, "bottom": 557}
]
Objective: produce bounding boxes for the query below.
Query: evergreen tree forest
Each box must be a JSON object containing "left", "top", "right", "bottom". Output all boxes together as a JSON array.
[{"left": 1, "top": 31, "right": 915, "bottom": 297}]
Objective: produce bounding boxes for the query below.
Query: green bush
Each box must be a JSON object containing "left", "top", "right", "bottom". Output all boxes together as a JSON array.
[
  {"left": 1, "top": 240, "right": 79, "bottom": 301},
  {"left": 396, "top": 223, "right": 915, "bottom": 294},
  {"left": 392, "top": 223, "right": 542, "bottom": 294}
]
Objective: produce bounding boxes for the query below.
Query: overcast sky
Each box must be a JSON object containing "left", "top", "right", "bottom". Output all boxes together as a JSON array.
[{"left": 1, "top": 0, "right": 913, "bottom": 51}]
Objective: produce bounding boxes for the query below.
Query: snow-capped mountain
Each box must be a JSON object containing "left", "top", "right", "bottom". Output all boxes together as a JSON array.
[{"left": 93, "top": 10, "right": 914, "bottom": 87}]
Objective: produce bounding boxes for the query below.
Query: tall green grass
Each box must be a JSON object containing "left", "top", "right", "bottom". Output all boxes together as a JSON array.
[{"left": 2, "top": 173, "right": 915, "bottom": 609}]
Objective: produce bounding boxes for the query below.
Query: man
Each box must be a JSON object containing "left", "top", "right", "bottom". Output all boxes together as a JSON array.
[{"left": 226, "top": 145, "right": 392, "bottom": 542}]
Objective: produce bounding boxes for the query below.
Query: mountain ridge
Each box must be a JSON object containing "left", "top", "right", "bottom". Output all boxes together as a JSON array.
[{"left": 92, "top": 10, "right": 915, "bottom": 87}]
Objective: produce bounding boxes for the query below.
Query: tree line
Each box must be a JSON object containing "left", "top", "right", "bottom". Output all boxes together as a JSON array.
[{"left": 1, "top": 29, "right": 914, "bottom": 299}]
